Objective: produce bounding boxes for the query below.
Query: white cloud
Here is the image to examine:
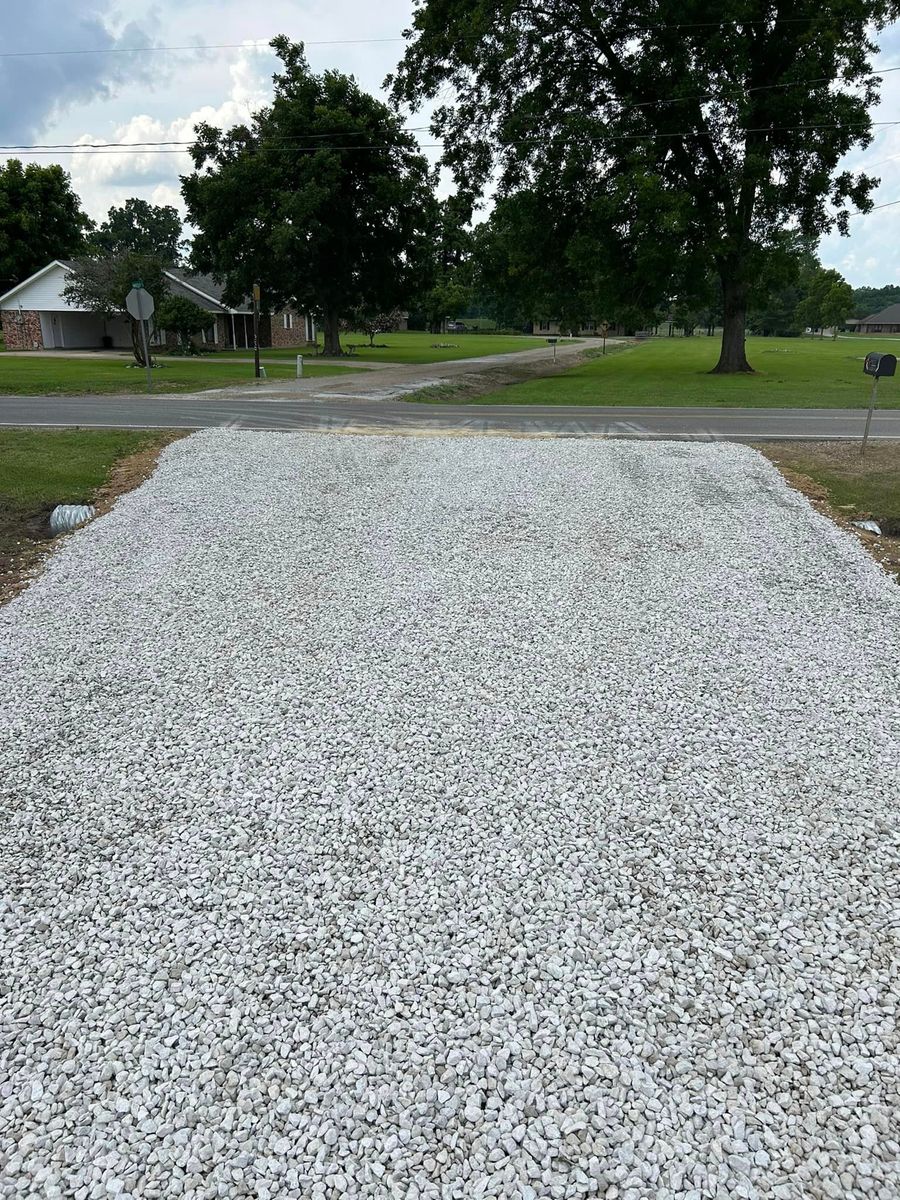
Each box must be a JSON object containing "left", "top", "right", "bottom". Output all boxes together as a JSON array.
[{"left": 69, "top": 42, "right": 279, "bottom": 221}]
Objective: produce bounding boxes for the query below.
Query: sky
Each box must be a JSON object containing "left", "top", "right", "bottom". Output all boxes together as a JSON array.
[{"left": 3, "top": 0, "right": 900, "bottom": 287}]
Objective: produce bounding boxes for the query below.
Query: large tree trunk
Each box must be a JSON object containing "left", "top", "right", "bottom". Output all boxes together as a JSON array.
[
  {"left": 711, "top": 279, "right": 753, "bottom": 374},
  {"left": 321, "top": 309, "right": 342, "bottom": 356}
]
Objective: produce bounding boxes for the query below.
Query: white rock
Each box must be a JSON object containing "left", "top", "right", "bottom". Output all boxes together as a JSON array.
[{"left": 1, "top": 431, "right": 898, "bottom": 1198}]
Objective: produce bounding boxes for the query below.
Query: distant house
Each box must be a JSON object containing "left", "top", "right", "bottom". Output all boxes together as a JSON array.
[
  {"left": 532, "top": 319, "right": 628, "bottom": 336},
  {"left": 853, "top": 303, "right": 900, "bottom": 335},
  {"left": 0, "top": 260, "right": 315, "bottom": 351}
]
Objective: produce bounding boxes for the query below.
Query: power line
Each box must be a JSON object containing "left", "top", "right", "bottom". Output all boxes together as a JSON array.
[
  {"left": 0, "top": 38, "right": 406, "bottom": 60},
  {"left": 0, "top": 15, "right": 895, "bottom": 58},
  {"left": 849, "top": 196, "right": 900, "bottom": 214},
  {"left": 5, "top": 118, "right": 900, "bottom": 154}
]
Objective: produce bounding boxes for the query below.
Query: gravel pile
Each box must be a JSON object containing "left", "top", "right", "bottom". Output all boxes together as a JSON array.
[{"left": 1, "top": 431, "right": 898, "bottom": 1200}]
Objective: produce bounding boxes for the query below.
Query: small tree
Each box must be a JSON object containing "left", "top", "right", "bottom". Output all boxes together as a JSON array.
[
  {"left": 820, "top": 281, "right": 855, "bottom": 338},
  {"left": 796, "top": 268, "right": 854, "bottom": 336},
  {"left": 342, "top": 308, "right": 403, "bottom": 346},
  {"left": 155, "top": 294, "right": 212, "bottom": 353},
  {"left": 62, "top": 254, "right": 169, "bottom": 366}
]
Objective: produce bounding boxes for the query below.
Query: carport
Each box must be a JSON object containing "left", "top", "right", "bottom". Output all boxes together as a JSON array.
[{"left": 39, "top": 311, "right": 132, "bottom": 350}]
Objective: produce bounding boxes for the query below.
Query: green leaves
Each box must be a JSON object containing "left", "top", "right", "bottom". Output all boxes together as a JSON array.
[
  {"left": 393, "top": 0, "right": 900, "bottom": 369},
  {"left": 182, "top": 37, "right": 437, "bottom": 353},
  {"left": 92, "top": 199, "right": 184, "bottom": 263},
  {"left": 0, "top": 160, "right": 92, "bottom": 292}
]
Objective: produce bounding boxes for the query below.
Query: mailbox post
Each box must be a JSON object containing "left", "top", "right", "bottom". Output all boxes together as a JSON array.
[
  {"left": 546, "top": 336, "right": 558, "bottom": 362},
  {"left": 862, "top": 351, "right": 897, "bottom": 454}
]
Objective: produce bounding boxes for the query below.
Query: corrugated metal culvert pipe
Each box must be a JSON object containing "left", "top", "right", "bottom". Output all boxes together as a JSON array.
[{"left": 49, "top": 505, "right": 96, "bottom": 536}]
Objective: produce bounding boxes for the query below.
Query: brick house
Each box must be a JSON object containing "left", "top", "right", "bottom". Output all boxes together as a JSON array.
[
  {"left": 853, "top": 303, "right": 900, "bottom": 335},
  {"left": 0, "top": 260, "right": 315, "bottom": 351}
]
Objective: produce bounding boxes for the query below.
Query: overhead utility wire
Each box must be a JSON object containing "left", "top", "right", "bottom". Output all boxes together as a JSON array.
[
  {"left": 0, "top": 38, "right": 405, "bottom": 59},
  {"left": 0, "top": 15, "right": 890, "bottom": 58},
  {"left": 6, "top": 118, "right": 900, "bottom": 154}
]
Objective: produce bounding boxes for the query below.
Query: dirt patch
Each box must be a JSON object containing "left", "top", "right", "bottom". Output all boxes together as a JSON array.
[
  {"left": 755, "top": 440, "right": 900, "bottom": 583},
  {"left": 1, "top": 432, "right": 186, "bottom": 606},
  {"left": 403, "top": 342, "right": 633, "bottom": 404}
]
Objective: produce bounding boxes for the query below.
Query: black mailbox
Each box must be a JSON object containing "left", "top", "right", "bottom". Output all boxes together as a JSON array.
[
  {"left": 863, "top": 351, "right": 897, "bottom": 378},
  {"left": 546, "top": 337, "right": 558, "bottom": 344}
]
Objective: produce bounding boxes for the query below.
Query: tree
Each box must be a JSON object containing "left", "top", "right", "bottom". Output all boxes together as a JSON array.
[
  {"left": 473, "top": 193, "right": 619, "bottom": 334},
  {"left": 747, "top": 238, "right": 819, "bottom": 335},
  {"left": 92, "top": 198, "right": 184, "bottom": 262},
  {"left": 155, "top": 294, "right": 212, "bottom": 353},
  {"left": 417, "top": 196, "right": 475, "bottom": 333},
  {"left": 62, "top": 254, "right": 169, "bottom": 366},
  {"left": 391, "top": 0, "right": 897, "bottom": 373},
  {"left": 820, "top": 281, "right": 854, "bottom": 336},
  {"left": 341, "top": 308, "right": 404, "bottom": 346},
  {"left": 851, "top": 285, "right": 900, "bottom": 319},
  {"left": 182, "top": 37, "right": 436, "bottom": 356},
  {"left": 796, "top": 267, "right": 853, "bottom": 335},
  {"left": 0, "top": 159, "right": 92, "bottom": 292}
]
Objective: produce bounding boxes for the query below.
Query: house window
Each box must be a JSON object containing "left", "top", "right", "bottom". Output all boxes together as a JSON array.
[
  {"left": 201, "top": 323, "right": 216, "bottom": 344},
  {"left": 283, "top": 312, "right": 293, "bottom": 330},
  {"left": 538, "top": 320, "right": 551, "bottom": 332}
]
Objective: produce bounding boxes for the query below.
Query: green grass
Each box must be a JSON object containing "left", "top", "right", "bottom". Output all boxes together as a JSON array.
[
  {"left": 763, "top": 442, "right": 900, "bottom": 522},
  {"left": 438, "top": 334, "right": 900, "bottom": 408},
  {"left": 220, "top": 330, "right": 554, "bottom": 365},
  {"left": 0, "top": 355, "right": 353, "bottom": 395},
  {"left": 0, "top": 427, "right": 170, "bottom": 506},
  {"left": 0, "top": 428, "right": 180, "bottom": 598}
]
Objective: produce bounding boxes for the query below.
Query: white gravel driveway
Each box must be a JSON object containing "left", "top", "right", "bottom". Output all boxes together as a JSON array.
[{"left": 1, "top": 432, "right": 898, "bottom": 1200}]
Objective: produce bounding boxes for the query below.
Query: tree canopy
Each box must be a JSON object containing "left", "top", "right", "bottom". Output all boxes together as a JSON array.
[
  {"left": 182, "top": 37, "right": 437, "bottom": 355},
  {"left": 0, "top": 159, "right": 92, "bottom": 293},
  {"left": 391, "top": 0, "right": 899, "bottom": 372},
  {"left": 852, "top": 284, "right": 900, "bottom": 319},
  {"left": 416, "top": 195, "right": 475, "bottom": 333},
  {"left": 92, "top": 198, "right": 184, "bottom": 262},
  {"left": 796, "top": 268, "right": 854, "bottom": 336}
]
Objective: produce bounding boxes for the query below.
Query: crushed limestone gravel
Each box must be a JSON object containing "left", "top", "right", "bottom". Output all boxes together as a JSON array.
[{"left": 1, "top": 431, "right": 899, "bottom": 1200}]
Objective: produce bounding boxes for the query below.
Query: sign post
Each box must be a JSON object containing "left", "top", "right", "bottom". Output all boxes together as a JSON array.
[
  {"left": 600, "top": 322, "right": 609, "bottom": 356},
  {"left": 125, "top": 281, "right": 155, "bottom": 393},
  {"left": 252, "top": 283, "right": 261, "bottom": 381}
]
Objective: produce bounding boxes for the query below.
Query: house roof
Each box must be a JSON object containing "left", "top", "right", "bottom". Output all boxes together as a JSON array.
[
  {"left": 165, "top": 270, "right": 253, "bottom": 314},
  {"left": 0, "top": 259, "right": 253, "bottom": 314},
  {"left": 859, "top": 302, "right": 900, "bottom": 325}
]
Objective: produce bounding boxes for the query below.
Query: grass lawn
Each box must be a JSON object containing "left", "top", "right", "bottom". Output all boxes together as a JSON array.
[
  {"left": 442, "top": 335, "right": 900, "bottom": 408},
  {"left": 0, "top": 355, "right": 353, "bottom": 395},
  {"left": 220, "top": 330, "right": 554, "bottom": 365},
  {"left": 759, "top": 441, "right": 900, "bottom": 524},
  {"left": 0, "top": 428, "right": 179, "bottom": 602}
]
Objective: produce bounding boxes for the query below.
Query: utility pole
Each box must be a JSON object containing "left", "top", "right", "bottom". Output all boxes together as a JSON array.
[{"left": 252, "top": 283, "right": 261, "bottom": 380}]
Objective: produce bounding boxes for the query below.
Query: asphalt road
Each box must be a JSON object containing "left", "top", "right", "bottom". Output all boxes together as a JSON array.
[{"left": 1, "top": 393, "right": 899, "bottom": 440}]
